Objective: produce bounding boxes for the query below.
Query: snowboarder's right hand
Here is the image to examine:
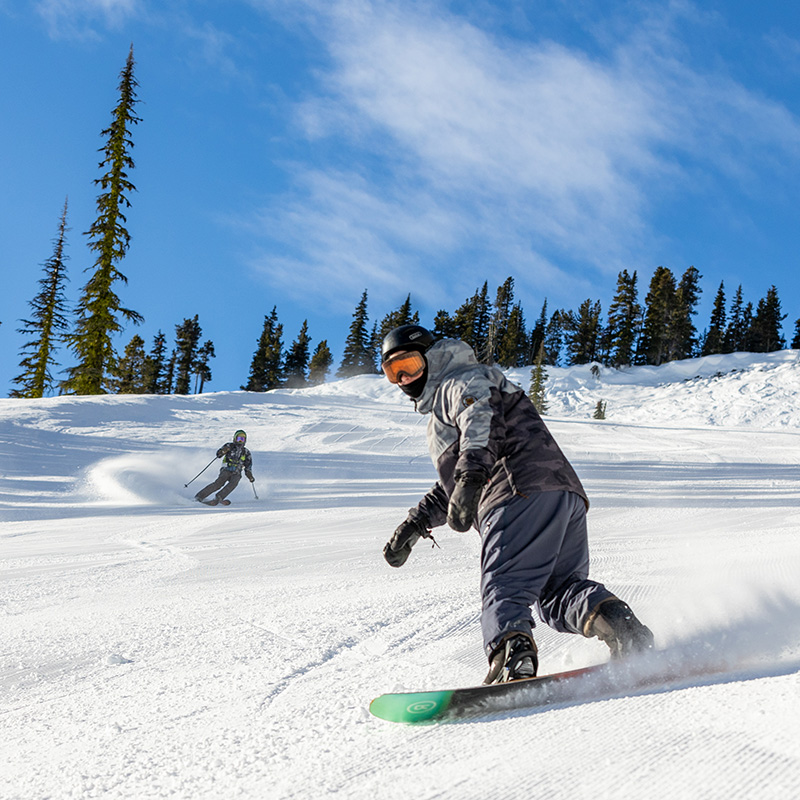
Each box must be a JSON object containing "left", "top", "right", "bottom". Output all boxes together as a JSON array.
[{"left": 384, "top": 516, "right": 427, "bottom": 568}]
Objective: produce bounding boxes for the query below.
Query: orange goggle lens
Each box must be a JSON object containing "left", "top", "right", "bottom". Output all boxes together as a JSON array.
[{"left": 382, "top": 351, "right": 426, "bottom": 384}]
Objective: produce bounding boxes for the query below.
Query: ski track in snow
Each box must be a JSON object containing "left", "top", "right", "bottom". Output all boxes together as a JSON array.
[{"left": 2, "top": 352, "right": 800, "bottom": 798}]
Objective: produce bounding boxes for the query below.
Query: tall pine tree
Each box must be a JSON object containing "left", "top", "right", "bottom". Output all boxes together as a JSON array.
[
  {"left": 452, "top": 282, "right": 492, "bottom": 360},
  {"left": 486, "top": 277, "right": 514, "bottom": 364},
  {"left": 670, "top": 266, "right": 703, "bottom": 360},
  {"left": 63, "top": 45, "right": 143, "bottom": 394},
  {"left": 193, "top": 340, "right": 215, "bottom": 393},
  {"left": 702, "top": 282, "right": 726, "bottom": 356},
  {"left": 143, "top": 330, "right": 168, "bottom": 394},
  {"left": 174, "top": 316, "right": 202, "bottom": 395},
  {"left": 111, "top": 334, "right": 147, "bottom": 393},
  {"left": 496, "top": 303, "right": 528, "bottom": 367},
  {"left": 11, "top": 199, "right": 71, "bottom": 398},
  {"left": 284, "top": 320, "right": 312, "bottom": 388},
  {"left": 639, "top": 266, "right": 676, "bottom": 365},
  {"left": 565, "top": 299, "right": 603, "bottom": 365},
  {"left": 432, "top": 309, "right": 456, "bottom": 340},
  {"left": 309, "top": 340, "right": 334, "bottom": 385},
  {"left": 747, "top": 286, "right": 786, "bottom": 352},
  {"left": 377, "top": 295, "right": 419, "bottom": 343},
  {"left": 723, "top": 285, "right": 748, "bottom": 353},
  {"left": 338, "top": 290, "right": 375, "bottom": 377},
  {"left": 605, "top": 270, "right": 641, "bottom": 367},
  {"left": 244, "top": 307, "right": 283, "bottom": 391}
]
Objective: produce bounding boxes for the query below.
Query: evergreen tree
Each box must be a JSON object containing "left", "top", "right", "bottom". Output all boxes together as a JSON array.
[
  {"left": 11, "top": 199, "right": 71, "bottom": 398},
  {"left": 432, "top": 309, "right": 456, "bottom": 340},
  {"left": 308, "top": 340, "right": 333, "bottom": 385},
  {"left": 284, "top": 320, "right": 312, "bottom": 388},
  {"left": 543, "top": 310, "right": 565, "bottom": 366},
  {"left": 565, "top": 299, "right": 602, "bottom": 365},
  {"left": 723, "top": 285, "right": 748, "bottom": 353},
  {"left": 244, "top": 307, "right": 283, "bottom": 391},
  {"left": 174, "top": 315, "right": 202, "bottom": 395},
  {"left": 143, "top": 330, "right": 168, "bottom": 394},
  {"left": 496, "top": 303, "right": 528, "bottom": 367},
  {"left": 792, "top": 318, "right": 800, "bottom": 350},
  {"left": 452, "top": 282, "right": 492, "bottom": 360},
  {"left": 111, "top": 334, "right": 147, "bottom": 393},
  {"left": 527, "top": 300, "right": 548, "bottom": 366},
  {"left": 193, "top": 340, "right": 215, "bottom": 393},
  {"left": 605, "top": 270, "right": 641, "bottom": 368},
  {"left": 747, "top": 286, "right": 786, "bottom": 352},
  {"left": 702, "top": 282, "right": 726, "bottom": 356},
  {"left": 528, "top": 342, "right": 548, "bottom": 414},
  {"left": 63, "top": 46, "right": 143, "bottom": 394},
  {"left": 377, "top": 295, "right": 419, "bottom": 343},
  {"left": 670, "top": 266, "right": 703, "bottom": 360},
  {"left": 486, "top": 277, "right": 514, "bottom": 364},
  {"left": 163, "top": 349, "right": 177, "bottom": 395},
  {"left": 338, "top": 290, "right": 375, "bottom": 377},
  {"left": 640, "top": 266, "right": 676, "bottom": 365},
  {"left": 593, "top": 400, "right": 607, "bottom": 420}
]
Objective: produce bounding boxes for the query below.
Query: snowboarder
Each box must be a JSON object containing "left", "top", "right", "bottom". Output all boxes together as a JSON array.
[
  {"left": 380, "top": 325, "right": 654, "bottom": 684},
  {"left": 194, "top": 429, "right": 254, "bottom": 506}
]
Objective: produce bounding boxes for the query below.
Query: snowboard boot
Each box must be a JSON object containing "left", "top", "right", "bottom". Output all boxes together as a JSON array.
[
  {"left": 483, "top": 632, "right": 538, "bottom": 685},
  {"left": 584, "top": 597, "right": 654, "bottom": 659}
]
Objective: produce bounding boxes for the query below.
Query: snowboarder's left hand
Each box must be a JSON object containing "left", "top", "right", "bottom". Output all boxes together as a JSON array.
[{"left": 447, "top": 471, "right": 487, "bottom": 532}]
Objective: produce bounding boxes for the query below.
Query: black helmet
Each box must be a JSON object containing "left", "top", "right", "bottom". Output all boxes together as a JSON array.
[
  {"left": 381, "top": 324, "right": 436, "bottom": 362},
  {"left": 234, "top": 430, "right": 247, "bottom": 443}
]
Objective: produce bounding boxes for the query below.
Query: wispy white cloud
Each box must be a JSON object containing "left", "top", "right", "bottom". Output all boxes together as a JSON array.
[
  {"left": 247, "top": 0, "right": 800, "bottom": 313},
  {"left": 36, "top": 0, "right": 138, "bottom": 40}
]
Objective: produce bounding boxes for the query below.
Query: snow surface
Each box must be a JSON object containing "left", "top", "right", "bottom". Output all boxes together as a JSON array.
[{"left": 3, "top": 351, "right": 800, "bottom": 799}]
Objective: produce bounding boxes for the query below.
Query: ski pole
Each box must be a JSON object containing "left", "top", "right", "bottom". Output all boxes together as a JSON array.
[
  {"left": 184, "top": 456, "right": 219, "bottom": 488},
  {"left": 251, "top": 481, "right": 259, "bottom": 500}
]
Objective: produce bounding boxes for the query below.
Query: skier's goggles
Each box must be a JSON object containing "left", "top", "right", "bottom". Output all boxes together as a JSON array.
[
  {"left": 235, "top": 435, "right": 246, "bottom": 443},
  {"left": 381, "top": 351, "right": 426, "bottom": 384}
]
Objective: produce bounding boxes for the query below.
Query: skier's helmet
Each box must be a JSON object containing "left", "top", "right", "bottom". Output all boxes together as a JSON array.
[
  {"left": 234, "top": 430, "right": 247, "bottom": 444},
  {"left": 381, "top": 324, "right": 436, "bottom": 362},
  {"left": 381, "top": 325, "right": 435, "bottom": 398}
]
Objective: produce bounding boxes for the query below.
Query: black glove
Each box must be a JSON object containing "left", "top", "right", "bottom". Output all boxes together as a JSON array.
[
  {"left": 384, "top": 516, "right": 428, "bottom": 568},
  {"left": 245, "top": 470, "right": 254, "bottom": 482},
  {"left": 447, "top": 471, "right": 487, "bottom": 532}
]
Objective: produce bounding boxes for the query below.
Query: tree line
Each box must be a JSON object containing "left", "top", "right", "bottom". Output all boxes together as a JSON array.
[
  {"left": 6, "top": 48, "right": 799, "bottom": 399},
  {"left": 219, "top": 269, "right": 794, "bottom": 393}
]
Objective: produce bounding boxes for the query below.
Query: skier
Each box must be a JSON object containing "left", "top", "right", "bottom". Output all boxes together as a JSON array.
[
  {"left": 380, "top": 325, "right": 654, "bottom": 684},
  {"left": 194, "top": 429, "right": 254, "bottom": 506}
]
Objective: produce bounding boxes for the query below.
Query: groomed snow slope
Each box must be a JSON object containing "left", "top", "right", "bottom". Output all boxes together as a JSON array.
[{"left": 2, "top": 351, "right": 800, "bottom": 799}]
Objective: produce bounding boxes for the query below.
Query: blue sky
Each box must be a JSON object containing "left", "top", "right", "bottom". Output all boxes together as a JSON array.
[{"left": 2, "top": 0, "right": 800, "bottom": 395}]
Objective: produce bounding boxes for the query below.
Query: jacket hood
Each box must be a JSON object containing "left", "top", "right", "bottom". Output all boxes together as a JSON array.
[{"left": 414, "top": 339, "right": 479, "bottom": 414}]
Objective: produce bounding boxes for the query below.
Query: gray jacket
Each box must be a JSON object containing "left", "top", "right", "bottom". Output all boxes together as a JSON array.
[{"left": 410, "top": 339, "right": 588, "bottom": 529}]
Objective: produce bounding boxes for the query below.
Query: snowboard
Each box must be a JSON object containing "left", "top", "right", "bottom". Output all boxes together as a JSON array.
[{"left": 369, "top": 652, "right": 728, "bottom": 723}]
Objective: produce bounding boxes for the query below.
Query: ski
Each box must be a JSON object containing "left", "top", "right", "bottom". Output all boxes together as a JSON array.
[{"left": 369, "top": 652, "right": 731, "bottom": 723}]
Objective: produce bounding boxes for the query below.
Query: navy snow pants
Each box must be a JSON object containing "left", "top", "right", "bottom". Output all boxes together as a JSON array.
[{"left": 479, "top": 490, "right": 614, "bottom": 657}]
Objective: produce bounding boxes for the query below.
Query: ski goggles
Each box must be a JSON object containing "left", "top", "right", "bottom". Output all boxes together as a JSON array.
[
  {"left": 381, "top": 351, "right": 426, "bottom": 384},
  {"left": 235, "top": 434, "right": 246, "bottom": 443}
]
